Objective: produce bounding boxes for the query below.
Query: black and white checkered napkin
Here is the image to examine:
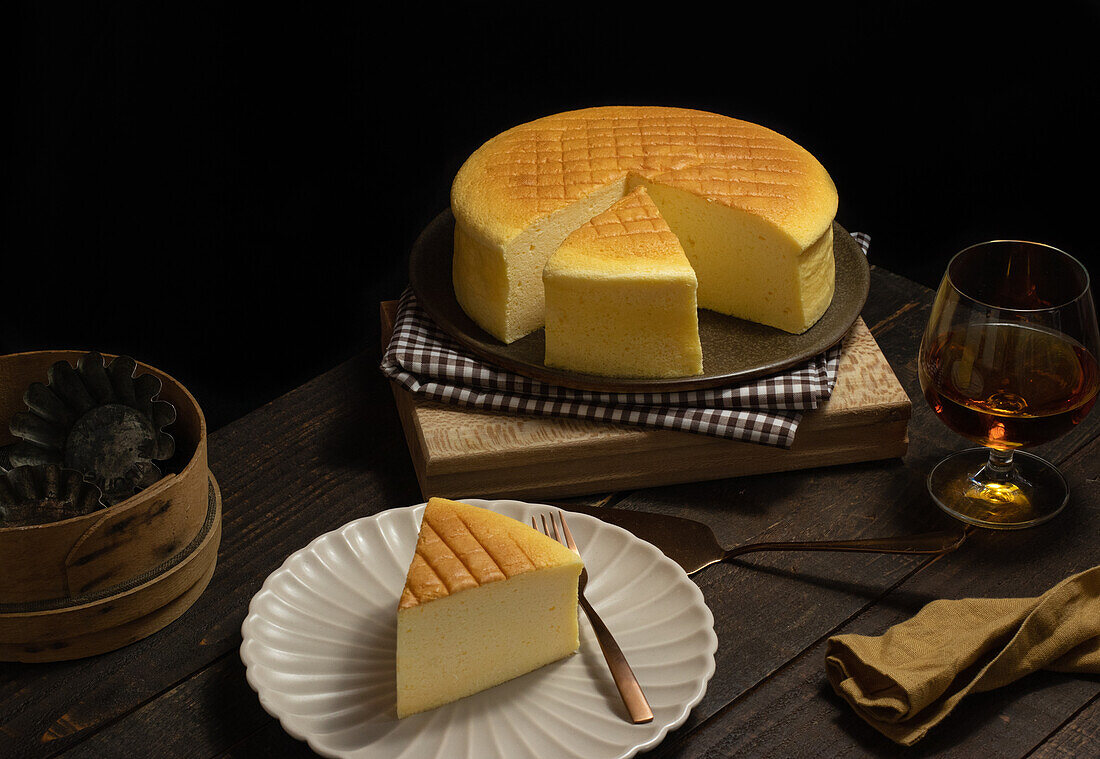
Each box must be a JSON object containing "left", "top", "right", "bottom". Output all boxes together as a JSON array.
[{"left": 381, "top": 233, "right": 870, "bottom": 448}]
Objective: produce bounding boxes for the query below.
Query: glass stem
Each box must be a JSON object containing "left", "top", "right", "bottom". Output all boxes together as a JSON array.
[{"left": 985, "top": 448, "right": 1015, "bottom": 480}]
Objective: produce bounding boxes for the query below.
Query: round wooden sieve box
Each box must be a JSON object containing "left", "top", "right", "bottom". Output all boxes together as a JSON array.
[{"left": 0, "top": 350, "right": 221, "bottom": 662}]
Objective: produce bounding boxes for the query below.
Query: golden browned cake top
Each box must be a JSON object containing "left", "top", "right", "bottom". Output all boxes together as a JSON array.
[
  {"left": 398, "top": 498, "right": 581, "bottom": 610},
  {"left": 546, "top": 187, "right": 695, "bottom": 276},
  {"left": 451, "top": 105, "right": 837, "bottom": 250},
  {"left": 568, "top": 186, "right": 677, "bottom": 247}
]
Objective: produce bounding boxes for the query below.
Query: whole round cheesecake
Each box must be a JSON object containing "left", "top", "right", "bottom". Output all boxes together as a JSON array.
[{"left": 450, "top": 105, "right": 839, "bottom": 367}]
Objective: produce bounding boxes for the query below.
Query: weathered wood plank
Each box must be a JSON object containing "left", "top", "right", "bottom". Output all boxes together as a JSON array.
[
  {"left": 2, "top": 264, "right": 1095, "bottom": 759},
  {"left": 0, "top": 354, "right": 424, "bottom": 758},
  {"left": 650, "top": 435, "right": 1100, "bottom": 758},
  {"left": 0, "top": 353, "right": 613, "bottom": 757},
  {"left": 1029, "top": 692, "right": 1100, "bottom": 759},
  {"left": 51, "top": 653, "right": 276, "bottom": 759},
  {"left": 605, "top": 265, "right": 1100, "bottom": 754},
  {"left": 632, "top": 268, "right": 1100, "bottom": 756}
]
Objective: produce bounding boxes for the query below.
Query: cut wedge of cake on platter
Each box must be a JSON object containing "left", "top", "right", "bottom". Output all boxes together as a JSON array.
[{"left": 543, "top": 186, "right": 703, "bottom": 378}]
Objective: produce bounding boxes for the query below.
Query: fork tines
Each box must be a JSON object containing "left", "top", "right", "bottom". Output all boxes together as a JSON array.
[{"left": 532, "top": 510, "right": 579, "bottom": 555}]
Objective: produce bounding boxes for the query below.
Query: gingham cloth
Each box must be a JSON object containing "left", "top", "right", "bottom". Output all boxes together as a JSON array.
[{"left": 381, "top": 233, "right": 870, "bottom": 448}]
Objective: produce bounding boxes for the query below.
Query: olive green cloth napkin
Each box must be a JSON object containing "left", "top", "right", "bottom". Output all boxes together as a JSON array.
[{"left": 825, "top": 565, "right": 1100, "bottom": 746}]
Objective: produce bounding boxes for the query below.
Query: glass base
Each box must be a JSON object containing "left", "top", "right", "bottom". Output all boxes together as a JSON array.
[{"left": 927, "top": 448, "right": 1068, "bottom": 529}]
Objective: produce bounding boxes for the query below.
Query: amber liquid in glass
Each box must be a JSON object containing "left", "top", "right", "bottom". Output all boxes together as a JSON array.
[{"left": 919, "top": 322, "right": 1100, "bottom": 450}]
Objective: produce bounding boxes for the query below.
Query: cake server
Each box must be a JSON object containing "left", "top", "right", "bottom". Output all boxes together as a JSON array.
[{"left": 560, "top": 503, "right": 969, "bottom": 577}]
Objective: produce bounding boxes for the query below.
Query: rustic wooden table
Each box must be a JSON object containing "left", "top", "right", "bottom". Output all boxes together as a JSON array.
[{"left": 3, "top": 266, "right": 1099, "bottom": 758}]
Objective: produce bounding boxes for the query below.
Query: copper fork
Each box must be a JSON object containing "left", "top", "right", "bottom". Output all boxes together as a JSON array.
[{"left": 534, "top": 510, "right": 654, "bottom": 724}]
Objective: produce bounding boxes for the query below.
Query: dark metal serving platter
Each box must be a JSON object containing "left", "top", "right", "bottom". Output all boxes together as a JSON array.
[{"left": 409, "top": 210, "right": 869, "bottom": 393}]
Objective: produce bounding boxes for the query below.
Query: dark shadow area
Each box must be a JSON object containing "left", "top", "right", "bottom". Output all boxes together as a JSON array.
[{"left": 8, "top": 3, "right": 1099, "bottom": 430}]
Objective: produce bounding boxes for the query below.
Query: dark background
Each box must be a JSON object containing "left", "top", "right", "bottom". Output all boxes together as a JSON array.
[{"left": 6, "top": 3, "right": 1099, "bottom": 431}]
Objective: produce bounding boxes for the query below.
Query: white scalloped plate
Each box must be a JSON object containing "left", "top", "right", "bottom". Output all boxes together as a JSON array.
[{"left": 240, "top": 498, "right": 717, "bottom": 759}]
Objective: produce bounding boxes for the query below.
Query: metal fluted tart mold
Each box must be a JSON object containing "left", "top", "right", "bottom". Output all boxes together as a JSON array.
[
  {"left": 0, "top": 464, "right": 105, "bottom": 527},
  {"left": 6, "top": 352, "right": 177, "bottom": 506}
]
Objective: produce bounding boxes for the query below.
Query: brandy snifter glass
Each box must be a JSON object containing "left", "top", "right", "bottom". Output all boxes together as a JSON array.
[{"left": 918, "top": 240, "right": 1100, "bottom": 529}]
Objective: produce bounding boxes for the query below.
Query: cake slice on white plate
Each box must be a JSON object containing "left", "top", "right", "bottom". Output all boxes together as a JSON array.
[{"left": 395, "top": 497, "right": 583, "bottom": 718}]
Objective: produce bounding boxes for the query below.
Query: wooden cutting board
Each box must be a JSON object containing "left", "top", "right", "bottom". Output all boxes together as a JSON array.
[{"left": 381, "top": 301, "right": 910, "bottom": 500}]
